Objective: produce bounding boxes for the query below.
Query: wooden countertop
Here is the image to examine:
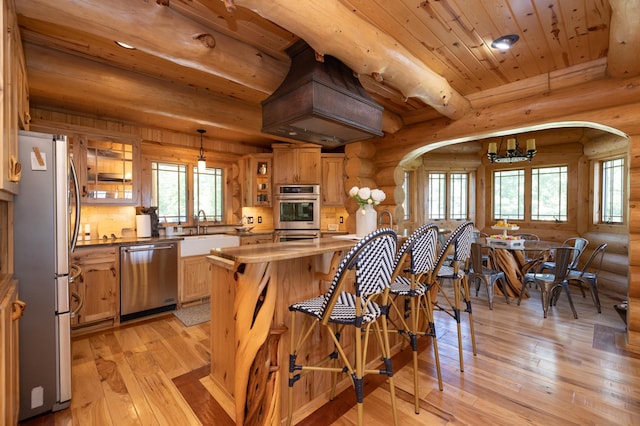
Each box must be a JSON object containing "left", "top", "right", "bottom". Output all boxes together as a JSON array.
[
  {"left": 74, "top": 236, "right": 184, "bottom": 248},
  {"left": 208, "top": 236, "right": 359, "bottom": 264}
]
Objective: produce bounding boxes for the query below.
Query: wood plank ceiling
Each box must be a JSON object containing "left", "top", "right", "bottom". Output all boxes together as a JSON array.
[{"left": 14, "top": 0, "right": 631, "bottom": 150}]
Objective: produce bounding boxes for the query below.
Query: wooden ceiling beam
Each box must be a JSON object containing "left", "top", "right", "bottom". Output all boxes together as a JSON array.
[
  {"left": 16, "top": 0, "right": 289, "bottom": 94},
  {"left": 24, "top": 43, "right": 264, "bottom": 138},
  {"left": 607, "top": 0, "right": 640, "bottom": 78}
]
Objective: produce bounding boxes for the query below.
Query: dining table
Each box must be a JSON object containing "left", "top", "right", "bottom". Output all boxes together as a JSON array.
[{"left": 477, "top": 238, "right": 567, "bottom": 298}]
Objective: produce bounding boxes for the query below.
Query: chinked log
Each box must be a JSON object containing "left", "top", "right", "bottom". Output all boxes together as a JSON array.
[
  {"left": 344, "top": 157, "right": 376, "bottom": 178},
  {"left": 344, "top": 141, "right": 377, "bottom": 160}
]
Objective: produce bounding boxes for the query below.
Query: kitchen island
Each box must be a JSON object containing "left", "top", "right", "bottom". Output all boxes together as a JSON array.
[{"left": 206, "top": 237, "right": 370, "bottom": 425}]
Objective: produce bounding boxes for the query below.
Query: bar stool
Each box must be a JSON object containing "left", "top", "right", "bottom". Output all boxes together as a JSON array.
[
  {"left": 386, "top": 223, "right": 441, "bottom": 414},
  {"left": 429, "top": 221, "right": 475, "bottom": 371},
  {"left": 286, "top": 228, "right": 398, "bottom": 426}
]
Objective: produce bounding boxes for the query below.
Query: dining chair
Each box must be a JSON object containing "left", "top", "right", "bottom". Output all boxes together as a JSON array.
[
  {"left": 562, "top": 243, "right": 607, "bottom": 313},
  {"left": 539, "top": 237, "right": 588, "bottom": 273},
  {"left": 286, "top": 228, "right": 398, "bottom": 426},
  {"left": 430, "top": 220, "right": 475, "bottom": 371},
  {"left": 386, "top": 223, "right": 441, "bottom": 413},
  {"left": 514, "top": 233, "right": 540, "bottom": 241},
  {"left": 469, "top": 243, "right": 509, "bottom": 309},
  {"left": 518, "top": 247, "right": 578, "bottom": 318},
  {"left": 514, "top": 233, "right": 540, "bottom": 262}
]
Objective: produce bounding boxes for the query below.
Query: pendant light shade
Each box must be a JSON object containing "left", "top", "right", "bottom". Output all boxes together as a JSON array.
[{"left": 197, "top": 129, "right": 206, "bottom": 172}]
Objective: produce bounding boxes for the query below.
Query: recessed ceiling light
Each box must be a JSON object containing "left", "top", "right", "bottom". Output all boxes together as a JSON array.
[
  {"left": 490, "top": 34, "right": 519, "bottom": 50},
  {"left": 115, "top": 41, "right": 136, "bottom": 50}
]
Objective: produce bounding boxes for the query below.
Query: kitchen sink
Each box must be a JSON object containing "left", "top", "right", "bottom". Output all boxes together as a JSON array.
[{"left": 179, "top": 234, "right": 240, "bottom": 257}]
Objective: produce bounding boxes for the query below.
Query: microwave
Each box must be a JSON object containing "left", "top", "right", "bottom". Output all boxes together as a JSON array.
[{"left": 273, "top": 184, "right": 321, "bottom": 230}]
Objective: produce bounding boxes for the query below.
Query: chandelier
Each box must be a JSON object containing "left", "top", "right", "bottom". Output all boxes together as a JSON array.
[{"left": 487, "top": 136, "right": 536, "bottom": 164}]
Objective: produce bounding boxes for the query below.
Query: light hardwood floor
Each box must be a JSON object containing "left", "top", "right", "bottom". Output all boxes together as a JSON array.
[{"left": 20, "top": 284, "right": 636, "bottom": 425}]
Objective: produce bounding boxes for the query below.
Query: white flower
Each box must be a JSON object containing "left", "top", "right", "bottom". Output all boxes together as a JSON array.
[
  {"left": 357, "top": 187, "right": 371, "bottom": 200},
  {"left": 350, "top": 185, "right": 386, "bottom": 209},
  {"left": 370, "top": 189, "right": 386, "bottom": 204}
]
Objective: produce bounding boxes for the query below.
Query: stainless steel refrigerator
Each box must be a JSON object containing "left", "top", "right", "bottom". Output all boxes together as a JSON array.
[{"left": 14, "top": 130, "right": 80, "bottom": 420}]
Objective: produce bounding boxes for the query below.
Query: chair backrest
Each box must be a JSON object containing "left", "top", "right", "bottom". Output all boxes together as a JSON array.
[
  {"left": 434, "top": 221, "right": 474, "bottom": 273},
  {"left": 515, "top": 233, "right": 540, "bottom": 241},
  {"left": 575, "top": 243, "right": 607, "bottom": 277},
  {"left": 551, "top": 247, "right": 577, "bottom": 283},
  {"left": 320, "top": 228, "right": 397, "bottom": 321},
  {"left": 392, "top": 224, "right": 438, "bottom": 282},
  {"left": 563, "top": 237, "right": 589, "bottom": 268},
  {"left": 470, "top": 242, "right": 487, "bottom": 274}
]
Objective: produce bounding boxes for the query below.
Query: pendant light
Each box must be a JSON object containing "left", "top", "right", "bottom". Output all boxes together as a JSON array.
[{"left": 197, "top": 129, "right": 206, "bottom": 172}]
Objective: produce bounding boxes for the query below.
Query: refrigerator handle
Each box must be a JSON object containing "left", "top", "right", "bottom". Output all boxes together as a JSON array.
[{"left": 69, "top": 158, "right": 81, "bottom": 252}]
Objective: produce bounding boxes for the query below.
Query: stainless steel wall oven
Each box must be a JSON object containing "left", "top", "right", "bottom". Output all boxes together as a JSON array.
[{"left": 274, "top": 184, "right": 321, "bottom": 239}]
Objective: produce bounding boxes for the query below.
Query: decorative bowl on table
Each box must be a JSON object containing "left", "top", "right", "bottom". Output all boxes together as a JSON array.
[{"left": 235, "top": 226, "right": 254, "bottom": 234}]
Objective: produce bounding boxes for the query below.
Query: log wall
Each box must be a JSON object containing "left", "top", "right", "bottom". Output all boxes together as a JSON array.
[{"left": 361, "top": 74, "right": 640, "bottom": 352}]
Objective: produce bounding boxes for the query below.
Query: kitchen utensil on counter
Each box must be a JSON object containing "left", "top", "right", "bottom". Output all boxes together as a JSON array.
[
  {"left": 235, "top": 226, "right": 254, "bottom": 234},
  {"left": 98, "top": 218, "right": 122, "bottom": 239}
]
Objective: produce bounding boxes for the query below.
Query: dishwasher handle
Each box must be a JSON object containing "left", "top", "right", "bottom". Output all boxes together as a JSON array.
[{"left": 122, "top": 244, "right": 176, "bottom": 253}]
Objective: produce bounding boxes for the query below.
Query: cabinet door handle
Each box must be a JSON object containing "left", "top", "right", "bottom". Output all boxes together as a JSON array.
[
  {"left": 69, "top": 263, "right": 82, "bottom": 283},
  {"left": 70, "top": 292, "right": 83, "bottom": 318},
  {"left": 12, "top": 300, "right": 26, "bottom": 320}
]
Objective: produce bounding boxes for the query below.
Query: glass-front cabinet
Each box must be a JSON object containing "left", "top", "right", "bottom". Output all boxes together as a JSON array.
[
  {"left": 73, "top": 135, "right": 140, "bottom": 205},
  {"left": 242, "top": 154, "right": 272, "bottom": 207}
]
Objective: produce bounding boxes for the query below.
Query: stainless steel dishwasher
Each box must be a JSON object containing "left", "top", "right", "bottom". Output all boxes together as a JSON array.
[{"left": 120, "top": 242, "right": 178, "bottom": 321}]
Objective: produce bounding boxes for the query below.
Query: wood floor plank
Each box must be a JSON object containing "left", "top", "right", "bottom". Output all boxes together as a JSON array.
[
  {"left": 106, "top": 351, "right": 159, "bottom": 426},
  {"left": 19, "top": 287, "right": 638, "bottom": 426}
]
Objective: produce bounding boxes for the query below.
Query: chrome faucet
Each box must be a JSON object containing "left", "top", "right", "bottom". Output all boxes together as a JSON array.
[
  {"left": 196, "top": 209, "right": 207, "bottom": 234},
  {"left": 378, "top": 209, "right": 393, "bottom": 229}
]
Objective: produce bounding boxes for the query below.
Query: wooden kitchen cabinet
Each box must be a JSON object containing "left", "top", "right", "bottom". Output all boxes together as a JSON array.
[
  {"left": 0, "top": 0, "right": 28, "bottom": 196},
  {"left": 72, "top": 135, "right": 140, "bottom": 205},
  {"left": 239, "top": 233, "right": 274, "bottom": 245},
  {"left": 69, "top": 246, "right": 119, "bottom": 328},
  {"left": 272, "top": 144, "right": 321, "bottom": 184},
  {"left": 321, "top": 154, "right": 345, "bottom": 206},
  {"left": 179, "top": 256, "right": 211, "bottom": 305},
  {"left": 0, "top": 277, "right": 22, "bottom": 426},
  {"left": 242, "top": 154, "right": 272, "bottom": 207}
]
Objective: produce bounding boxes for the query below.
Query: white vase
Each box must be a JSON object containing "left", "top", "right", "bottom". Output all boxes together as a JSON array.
[{"left": 356, "top": 204, "right": 377, "bottom": 237}]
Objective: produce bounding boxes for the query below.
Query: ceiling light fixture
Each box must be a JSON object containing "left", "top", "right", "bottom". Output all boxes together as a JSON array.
[
  {"left": 487, "top": 136, "right": 536, "bottom": 163},
  {"left": 490, "top": 34, "right": 519, "bottom": 50},
  {"left": 114, "top": 41, "right": 136, "bottom": 50},
  {"left": 197, "top": 129, "right": 207, "bottom": 172}
]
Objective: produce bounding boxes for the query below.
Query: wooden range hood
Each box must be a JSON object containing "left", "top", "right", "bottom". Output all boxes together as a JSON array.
[{"left": 261, "top": 40, "right": 383, "bottom": 148}]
